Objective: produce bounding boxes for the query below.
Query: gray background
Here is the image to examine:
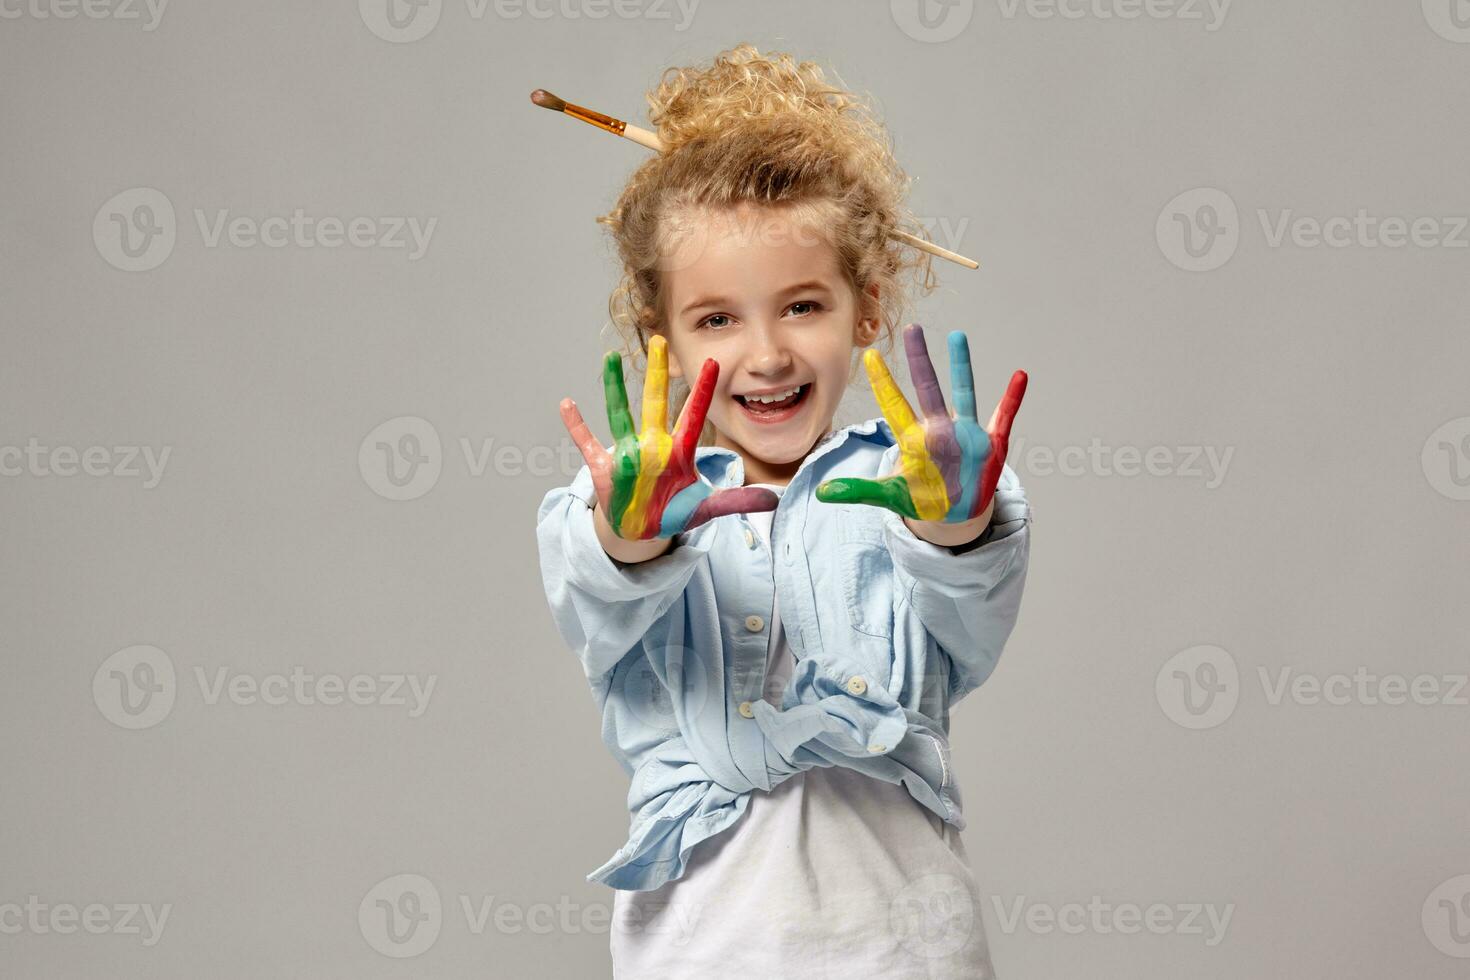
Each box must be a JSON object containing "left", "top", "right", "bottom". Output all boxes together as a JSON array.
[{"left": 3, "top": 0, "right": 1469, "bottom": 976}]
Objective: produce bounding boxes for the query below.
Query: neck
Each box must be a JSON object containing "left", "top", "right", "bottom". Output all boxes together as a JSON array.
[{"left": 714, "top": 427, "right": 834, "bottom": 487}]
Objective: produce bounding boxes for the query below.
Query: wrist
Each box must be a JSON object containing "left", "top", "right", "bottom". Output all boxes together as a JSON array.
[
  {"left": 902, "top": 497, "right": 996, "bottom": 548},
  {"left": 592, "top": 499, "right": 674, "bottom": 565}
]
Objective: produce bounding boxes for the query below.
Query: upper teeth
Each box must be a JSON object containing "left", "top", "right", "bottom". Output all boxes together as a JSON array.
[{"left": 745, "top": 385, "right": 803, "bottom": 404}]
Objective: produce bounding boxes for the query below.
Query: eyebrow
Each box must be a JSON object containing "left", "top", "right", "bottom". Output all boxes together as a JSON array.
[{"left": 678, "top": 280, "right": 834, "bottom": 318}]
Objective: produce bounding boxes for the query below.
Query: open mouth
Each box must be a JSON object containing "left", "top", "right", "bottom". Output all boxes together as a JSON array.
[{"left": 734, "top": 382, "right": 812, "bottom": 423}]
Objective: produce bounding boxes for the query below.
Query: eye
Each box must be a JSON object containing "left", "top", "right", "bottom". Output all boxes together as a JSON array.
[
  {"left": 787, "top": 301, "right": 822, "bottom": 318},
  {"left": 697, "top": 313, "right": 732, "bottom": 330}
]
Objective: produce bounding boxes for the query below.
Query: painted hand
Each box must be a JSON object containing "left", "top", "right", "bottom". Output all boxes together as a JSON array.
[
  {"left": 815, "top": 324, "right": 1027, "bottom": 523},
  {"left": 560, "top": 334, "right": 779, "bottom": 540}
]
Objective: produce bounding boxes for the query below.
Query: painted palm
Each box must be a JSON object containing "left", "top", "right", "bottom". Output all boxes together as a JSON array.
[
  {"left": 816, "top": 324, "right": 1028, "bottom": 523},
  {"left": 560, "top": 334, "right": 779, "bottom": 540}
]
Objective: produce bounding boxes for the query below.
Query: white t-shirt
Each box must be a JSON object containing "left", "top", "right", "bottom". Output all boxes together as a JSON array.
[{"left": 610, "top": 486, "right": 996, "bottom": 978}]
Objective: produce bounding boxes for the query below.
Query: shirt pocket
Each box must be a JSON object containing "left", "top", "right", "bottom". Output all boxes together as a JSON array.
[{"left": 837, "top": 518, "right": 895, "bottom": 640}]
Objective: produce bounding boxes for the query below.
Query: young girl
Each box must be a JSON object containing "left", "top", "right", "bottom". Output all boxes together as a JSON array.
[{"left": 536, "top": 44, "right": 1031, "bottom": 977}]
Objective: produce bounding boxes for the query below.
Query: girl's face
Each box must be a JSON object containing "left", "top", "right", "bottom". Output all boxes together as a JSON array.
[{"left": 655, "top": 205, "right": 880, "bottom": 486}]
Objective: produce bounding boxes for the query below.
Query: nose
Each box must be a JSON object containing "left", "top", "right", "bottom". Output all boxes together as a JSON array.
[{"left": 744, "top": 320, "right": 793, "bottom": 377}]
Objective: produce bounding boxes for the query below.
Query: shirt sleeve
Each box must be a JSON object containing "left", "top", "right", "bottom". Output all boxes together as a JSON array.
[
  {"left": 535, "top": 463, "right": 715, "bottom": 682},
  {"left": 879, "top": 456, "right": 1032, "bottom": 703}
]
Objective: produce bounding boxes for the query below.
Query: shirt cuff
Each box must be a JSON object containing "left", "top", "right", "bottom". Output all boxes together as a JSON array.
[
  {"left": 879, "top": 461, "right": 1031, "bottom": 600},
  {"left": 557, "top": 463, "right": 716, "bottom": 604}
]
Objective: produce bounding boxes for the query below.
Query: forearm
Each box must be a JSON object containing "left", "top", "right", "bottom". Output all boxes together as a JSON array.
[
  {"left": 593, "top": 499, "right": 675, "bottom": 565},
  {"left": 902, "top": 496, "right": 995, "bottom": 548}
]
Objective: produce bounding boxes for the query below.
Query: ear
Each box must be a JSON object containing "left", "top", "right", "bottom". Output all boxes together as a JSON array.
[{"left": 855, "top": 282, "right": 882, "bottom": 347}]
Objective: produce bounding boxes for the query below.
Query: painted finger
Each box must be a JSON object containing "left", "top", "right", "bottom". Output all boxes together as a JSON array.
[
  {"left": 603, "top": 350, "right": 636, "bottom": 444},
  {"left": 948, "top": 332, "right": 979, "bottom": 424},
  {"left": 672, "top": 357, "right": 719, "bottom": 466},
  {"left": 814, "top": 475, "right": 918, "bottom": 520},
  {"left": 643, "top": 334, "right": 669, "bottom": 434},
  {"left": 903, "top": 324, "right": 949, "bottom": 420},
  {"left": 560, "top": 398, "right": 615, "bottom": 511},
  {"left": 684, "top": 486, "right": 780, "bottom": 531},
  {"left": 988, "top": 370, "right": 1028, "bottom": 442},
  {"left": 559, "top": 397, "right": 606, "bottom": 469},
  {"left": 862, "top": 348, "right": 921, "bottom": 442}
]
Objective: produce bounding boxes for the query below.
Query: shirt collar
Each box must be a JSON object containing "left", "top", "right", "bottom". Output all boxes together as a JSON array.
[{"left": 693, "top": 416, "right": 896, "bottom": 489}]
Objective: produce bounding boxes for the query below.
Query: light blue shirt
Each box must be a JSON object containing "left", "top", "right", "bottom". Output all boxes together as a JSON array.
[{"left": 535, "top": 416, "right": 1032, "bottom": 892}]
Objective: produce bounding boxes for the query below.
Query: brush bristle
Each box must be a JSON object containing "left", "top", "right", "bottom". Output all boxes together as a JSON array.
[{"left": 530, "top": 89, "right": 565, "bottom": 112}]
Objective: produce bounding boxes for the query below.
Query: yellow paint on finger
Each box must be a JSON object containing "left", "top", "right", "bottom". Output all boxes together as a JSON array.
[
  {"left": 621, "top": 336, "right": 674, "bottom": 539},
  {"left": 623, "top": 428, "right": 673, "bottom": 539},
  {"left": 864, "top": 349, "right": 951, "bottom": 521}
]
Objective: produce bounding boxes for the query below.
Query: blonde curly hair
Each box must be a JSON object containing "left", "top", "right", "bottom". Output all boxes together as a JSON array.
[{"left": 598, "top": 42, "right": 940, "bottom": 446}]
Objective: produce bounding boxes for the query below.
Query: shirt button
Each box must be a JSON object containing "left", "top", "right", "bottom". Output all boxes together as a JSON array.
[
  {"left": 738, "top": 701, "right": 755, "bottom": 718},
  {"left": 745, "top": 615, "right": 764, "bottom": 632},
  {"left": 744, "top": 529, "right": 756, "bottom": 548},
  {"left": 846, "top": 676, "right": 867, "bottom": 696}
]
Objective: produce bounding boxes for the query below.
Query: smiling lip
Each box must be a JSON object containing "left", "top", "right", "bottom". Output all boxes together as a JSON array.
[{"left": 734, "top": 382, "right": 812, "bottom": 424}]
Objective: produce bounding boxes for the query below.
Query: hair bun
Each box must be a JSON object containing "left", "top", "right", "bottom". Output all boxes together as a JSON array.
[{"left": 645, "top": 43, "right": 879, "bottom": 153}]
